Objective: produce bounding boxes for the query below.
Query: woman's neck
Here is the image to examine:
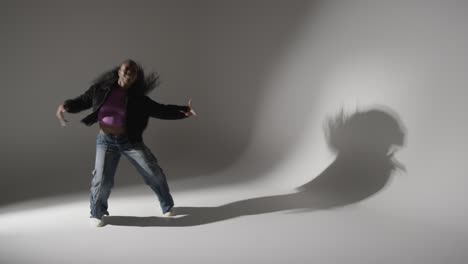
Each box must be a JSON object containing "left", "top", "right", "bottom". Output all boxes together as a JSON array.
[{"left": 116, "top": 82, "right": 129, "bottom": 91}]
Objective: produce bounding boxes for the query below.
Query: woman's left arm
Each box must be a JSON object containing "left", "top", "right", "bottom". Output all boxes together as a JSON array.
[{"left": 144, "top": 96, "right": 195, "bottom": 120}]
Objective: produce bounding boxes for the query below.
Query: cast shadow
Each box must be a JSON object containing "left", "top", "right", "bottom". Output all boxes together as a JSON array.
[{"left": 104, "top": 106, "right": 407, "bottom": 227}]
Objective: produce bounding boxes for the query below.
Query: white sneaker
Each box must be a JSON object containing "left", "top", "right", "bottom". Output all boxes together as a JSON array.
[
  {"left": 89, "top": 217, "right": 106, "bottom": 227},
  {"left": 163, "top": 208, "right": 176, "bottom": 217}
]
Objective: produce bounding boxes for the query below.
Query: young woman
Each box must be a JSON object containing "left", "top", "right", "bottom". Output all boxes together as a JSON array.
[{"left": 56, "top": 59, "right": 197, "bottom": 227}]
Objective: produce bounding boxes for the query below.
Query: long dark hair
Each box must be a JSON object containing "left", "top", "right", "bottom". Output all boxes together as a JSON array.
[{"left": 90, "top": 59, "right": 161, "bottom": 96}]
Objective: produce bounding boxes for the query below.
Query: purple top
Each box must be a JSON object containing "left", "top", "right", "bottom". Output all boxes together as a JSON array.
[{"left": 98, "top": 86, "right": 128, "bottom": 127}]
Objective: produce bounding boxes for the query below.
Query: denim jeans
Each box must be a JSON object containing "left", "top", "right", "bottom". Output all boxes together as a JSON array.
[{"left": 90, "top": 132, "right": 174, "bottom": 219}]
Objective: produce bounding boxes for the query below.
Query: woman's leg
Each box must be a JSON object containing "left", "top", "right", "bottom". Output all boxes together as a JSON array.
[
  {"left": 90, "top": 134, "right": 121, "bottom": 219},
  {"left": 122, "top": 141, "right": 174, "bottom": 214}
]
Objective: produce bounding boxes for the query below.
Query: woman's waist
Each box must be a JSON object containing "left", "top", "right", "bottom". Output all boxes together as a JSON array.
[{"left": 99, "top": 123, "right": 127, "bottom": 136}]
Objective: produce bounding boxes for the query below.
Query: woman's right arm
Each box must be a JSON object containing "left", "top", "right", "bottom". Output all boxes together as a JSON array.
[
  {"left": 62, "top": 84, "right": 96, "bottom": 113},
  {"left": 56, "top": 84, "right": 96, "bottom": 126}
]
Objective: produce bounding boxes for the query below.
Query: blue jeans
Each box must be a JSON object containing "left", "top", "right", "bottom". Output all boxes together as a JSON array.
[{"left": 90, "top": 133, "right": 174, "bottom": 219}]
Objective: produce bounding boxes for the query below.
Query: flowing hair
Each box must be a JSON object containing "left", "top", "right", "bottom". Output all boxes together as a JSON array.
[{"left": 90, "top": 59, "right": 161, "bottom": 96}]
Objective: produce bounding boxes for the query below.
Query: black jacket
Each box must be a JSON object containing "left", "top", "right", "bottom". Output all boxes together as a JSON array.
[{"left": 63, "top": 81, "right": 190, "bottom": 144}]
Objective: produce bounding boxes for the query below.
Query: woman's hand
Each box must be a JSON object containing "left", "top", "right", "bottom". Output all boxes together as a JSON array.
[
  {"left": 56, "top": 103, "right": 69, "bottom": 127},
  {"left": 180, "top": 98, "right": 197, "bottom": 117}
]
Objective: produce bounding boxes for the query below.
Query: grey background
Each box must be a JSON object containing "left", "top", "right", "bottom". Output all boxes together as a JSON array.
[
  {"left": 1, "top": 1, "right": 468, "bottom": 263},
  {"left": 1, "top": 0, "right": 313, "bottom": 205}
]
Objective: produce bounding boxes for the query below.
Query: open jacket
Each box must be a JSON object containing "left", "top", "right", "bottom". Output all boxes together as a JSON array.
[{"left": 63, "top": 81, "right": 190, "bottom": 144}]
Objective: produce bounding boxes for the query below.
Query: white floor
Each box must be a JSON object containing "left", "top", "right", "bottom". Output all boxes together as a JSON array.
[{"left": 1, "top": 174, "right": 467, "bottom": 264}]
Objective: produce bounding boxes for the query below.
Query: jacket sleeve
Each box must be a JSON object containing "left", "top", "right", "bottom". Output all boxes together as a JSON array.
[
  {"left": 144, "top": 96, "right": 190, "bottom": 120},
  {"left": 63, "top": 85, "right": 96, "bottom": 113}
]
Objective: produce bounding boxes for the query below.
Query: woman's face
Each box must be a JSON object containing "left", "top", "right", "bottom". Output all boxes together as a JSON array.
[{"left": 118, "top": 63, "right": 137, "bottom": 88}]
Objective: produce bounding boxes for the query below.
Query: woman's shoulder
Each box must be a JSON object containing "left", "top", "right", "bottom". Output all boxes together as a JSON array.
[{"left": 128, "top": 94, "right": 151, "bottom": 105}]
